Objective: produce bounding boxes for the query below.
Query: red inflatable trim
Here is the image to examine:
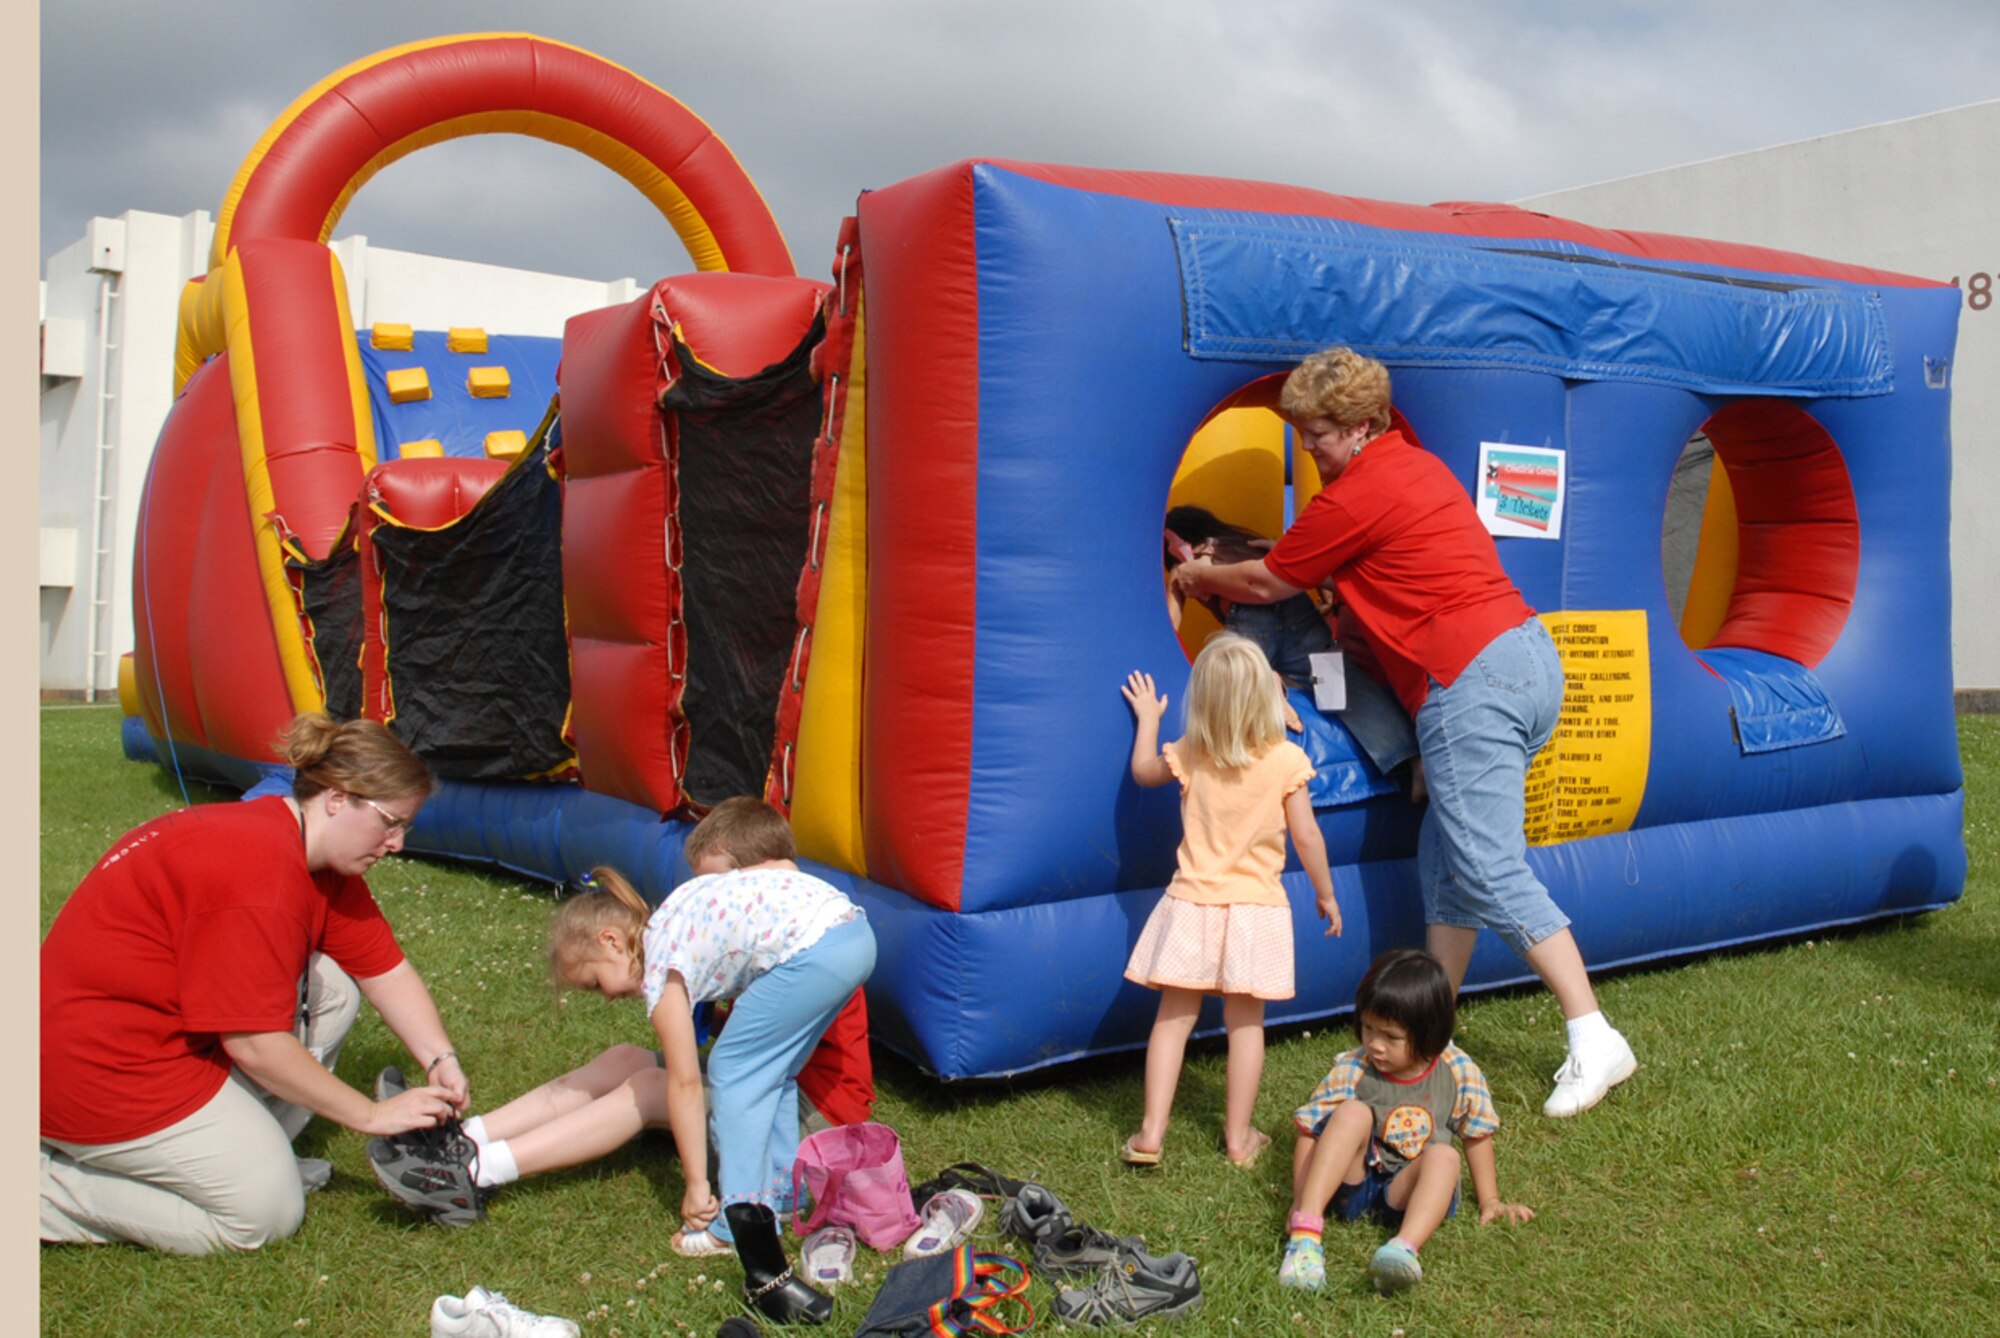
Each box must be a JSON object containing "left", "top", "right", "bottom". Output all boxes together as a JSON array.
[
  {"left": 132, "top": 357, "right": 295, "bottom": 758},
  {"left": 857, "top": 164, "right": 983, "bottom": 909}
]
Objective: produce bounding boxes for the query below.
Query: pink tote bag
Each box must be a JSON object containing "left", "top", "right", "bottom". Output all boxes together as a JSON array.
[{"left": 790, "top": 1121, "right": 921, "bottom": 1250}]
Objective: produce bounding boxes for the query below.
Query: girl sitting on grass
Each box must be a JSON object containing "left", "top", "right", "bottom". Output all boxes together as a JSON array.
[
  {"left": 1281, "top": 947, "right": 1532, "bottom": 1295},
  {"left": 1120, "top": 633, "right": 1339, "bottom": 1169}
]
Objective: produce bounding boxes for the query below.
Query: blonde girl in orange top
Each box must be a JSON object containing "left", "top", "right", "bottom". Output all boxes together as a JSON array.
[{"left": 1119, "top": 633, "right": 1340, "bottom": 1168}]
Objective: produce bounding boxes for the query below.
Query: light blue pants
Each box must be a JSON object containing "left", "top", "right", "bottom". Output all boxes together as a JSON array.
[
  {"left": 705, "top": 915, "right": 876, "bottom": 1240},
  {"left": 1414, "top": 618, "right": 1572, "bottom": 956}
]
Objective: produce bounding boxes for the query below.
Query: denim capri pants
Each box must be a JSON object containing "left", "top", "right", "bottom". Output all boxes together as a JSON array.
[{"left": 1413, "top": 617, "right": 1571, "bottom": 956}]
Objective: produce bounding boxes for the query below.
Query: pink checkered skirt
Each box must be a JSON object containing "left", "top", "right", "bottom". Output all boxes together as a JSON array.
[{"left": 1123, "top": 895, "right": 1295, "bottom": 1000}]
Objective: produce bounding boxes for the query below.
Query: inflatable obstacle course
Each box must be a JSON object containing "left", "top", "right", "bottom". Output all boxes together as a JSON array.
[{"left": 125, "top": 36, "right": 1966, "bottom": 1080}]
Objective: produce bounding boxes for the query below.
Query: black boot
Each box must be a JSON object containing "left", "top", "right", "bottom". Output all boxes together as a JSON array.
[{"left": 726, "top": 1201, "right": 833, "bottom": 1326}]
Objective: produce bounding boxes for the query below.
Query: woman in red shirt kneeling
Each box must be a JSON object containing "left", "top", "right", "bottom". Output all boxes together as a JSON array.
[{"left": 41, "top": 713, "right": 470, "bottom": 1253}]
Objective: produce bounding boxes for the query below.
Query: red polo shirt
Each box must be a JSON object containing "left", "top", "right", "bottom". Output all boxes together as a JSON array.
[{"left": 1264, "top": 430, "right": 1533, "bottom": 717}]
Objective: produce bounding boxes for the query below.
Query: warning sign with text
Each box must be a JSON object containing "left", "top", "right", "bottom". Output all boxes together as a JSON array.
[{"left": 1525, "top": 610, "right": 1651, "bottom": 847}]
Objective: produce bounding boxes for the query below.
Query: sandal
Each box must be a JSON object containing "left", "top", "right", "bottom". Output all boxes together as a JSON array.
[
  {"left": 911, "top": 1161, "right": 1032, "bottom": 1205},
  {"left": 1227, "top": 1129, "right": 1272, "bottom": 1169},
  {"left": 902, "top": 1188, "right": 984, "bottom": 1259},
  {"left": 800, "top": 1225, "right": 857, "bottom": 1286},
  {"left": 1119, "top": 1136, "right": 1162, "bottom": 1168},
  {"left": 672, "top": 1224, "right": 732, "bottom": 1258}
]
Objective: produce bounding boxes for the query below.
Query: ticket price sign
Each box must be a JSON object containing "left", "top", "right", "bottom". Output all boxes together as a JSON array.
[{"left": 1525, "top": 610, "right": 1651, "bottom": 847}]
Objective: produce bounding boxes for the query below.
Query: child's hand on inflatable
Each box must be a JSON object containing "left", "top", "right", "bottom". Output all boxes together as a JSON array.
[
  {"left": 1122, "top": 671, "right": 1168, "bottom": 724},
  {"left": 1316, "top": 887, "right": 1342, "bottom": 938}
]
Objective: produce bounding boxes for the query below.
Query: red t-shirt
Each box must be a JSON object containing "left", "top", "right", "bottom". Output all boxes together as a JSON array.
[
  {"left": 41, "top": 797, "right": 405, "bottom": 1145},
  {"left": 1264, "top": 431, "right": 1533, "bottom": 717}
]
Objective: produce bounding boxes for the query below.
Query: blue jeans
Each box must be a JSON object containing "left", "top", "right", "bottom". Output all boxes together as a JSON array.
[
  {"left": 1227, "top": 600, "right": 1418, "bottom": 776},
  {"left": 705, "top": 915, "right": 877, "bottom": 1239},
  {"left": 1414, "top": 618, "right": 1571, "bottom": 956}
]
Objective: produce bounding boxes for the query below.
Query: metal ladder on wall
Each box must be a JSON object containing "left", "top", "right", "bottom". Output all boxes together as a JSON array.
[{"left": 83, "top": 273, "right": 122, "bottom": 703}]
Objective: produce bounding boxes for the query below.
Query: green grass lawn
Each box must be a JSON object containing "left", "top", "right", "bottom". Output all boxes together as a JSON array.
[{"left": 38, "top": 706, "right": 2000, "bottom": 1336}]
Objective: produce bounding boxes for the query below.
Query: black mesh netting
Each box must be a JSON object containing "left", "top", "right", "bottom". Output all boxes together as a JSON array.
[
  {"left": 372, "top": 438, "right": 572, "bottom": 779},
  {"left": 666, "top": 313, "right": 824, "bottom": 806}
]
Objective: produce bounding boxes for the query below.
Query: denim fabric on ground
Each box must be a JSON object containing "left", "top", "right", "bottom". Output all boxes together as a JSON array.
[{"left": 1328, "top": 1162, "right": 1460, "bottom": 1228}]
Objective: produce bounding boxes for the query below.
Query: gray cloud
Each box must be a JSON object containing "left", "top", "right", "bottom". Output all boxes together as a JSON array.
[{"left": 42, "top": 1, "right": 2000, "bottom": 282}]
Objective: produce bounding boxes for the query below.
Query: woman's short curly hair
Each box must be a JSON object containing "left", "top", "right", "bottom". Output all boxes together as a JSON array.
[{"left": 1279, "top": 347, "right": 1393, "bottom": 435}]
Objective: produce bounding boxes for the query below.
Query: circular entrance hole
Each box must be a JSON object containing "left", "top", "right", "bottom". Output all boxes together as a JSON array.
[{"left": 1661, "top": 400, "right": 1858, "bottom": 667}]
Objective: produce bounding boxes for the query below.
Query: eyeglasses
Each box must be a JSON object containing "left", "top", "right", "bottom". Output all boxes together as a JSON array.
[{"left": 353, "top": 795, "right": 415, "bottom": 837}]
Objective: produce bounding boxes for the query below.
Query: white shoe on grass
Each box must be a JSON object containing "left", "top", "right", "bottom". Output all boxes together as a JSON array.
[
  {"left": 1543, "top": 1031, "right": 1637, "bottom": 1117},
  {"left": 430, "top": 1286, "right": 579, "bottom": 1337}
]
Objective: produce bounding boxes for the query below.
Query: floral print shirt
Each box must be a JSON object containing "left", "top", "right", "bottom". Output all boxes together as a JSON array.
[{"left": 642, "top": 866, "right": 859, "bottom": 1014}]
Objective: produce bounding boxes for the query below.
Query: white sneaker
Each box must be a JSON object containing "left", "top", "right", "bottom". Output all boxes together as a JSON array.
[
  {"left": 1542, "top": 1031, "right": 1636, "bottom": 1117},
  {"left": 430, "top": 1286, "right": 580, "bottom": 1338}
]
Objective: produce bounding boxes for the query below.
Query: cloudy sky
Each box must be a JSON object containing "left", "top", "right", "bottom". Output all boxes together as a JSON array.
[{"left": 40, "top": 2, "right": 2000, "bottom": 284}]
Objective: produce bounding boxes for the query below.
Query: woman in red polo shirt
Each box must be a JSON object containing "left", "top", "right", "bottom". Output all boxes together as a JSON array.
[
  {"left": 41, "top": 713, "right": 469, "bottom": 1253},
  {"left": 1175, "top": 348, "right": 1635, "bottom": 1119}
]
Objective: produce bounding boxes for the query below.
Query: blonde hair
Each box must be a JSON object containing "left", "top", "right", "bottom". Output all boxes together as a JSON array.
[
  {"left": 1279, "top": 347, "right": 1393, "bottom": 436},
  {"left": 1179, "top": 634, "right": 1285, "bottom": 770},
  {"left": 277, "top": 712, "right": 433, "bottom": 803},
  {"left": 547, "top": 865, "right": 649, "bottom": 987},
  {"left": 684, "top": 796, "right": 797, "bottom": 869}
]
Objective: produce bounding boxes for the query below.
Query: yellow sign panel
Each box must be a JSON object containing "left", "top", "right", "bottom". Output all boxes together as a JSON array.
[{"left": 1526, "top": 610, "right": 1651, "bottom": 847}]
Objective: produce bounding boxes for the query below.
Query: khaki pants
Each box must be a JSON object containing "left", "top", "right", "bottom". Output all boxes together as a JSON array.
[{"left": 41, "top": 954, "right": 360, "bottom": 1254}]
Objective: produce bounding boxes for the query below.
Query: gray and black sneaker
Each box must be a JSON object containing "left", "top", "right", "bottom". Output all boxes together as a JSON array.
[
  {"left": 999, "top": 1182, "right": 1073, "bottom": 1245},
  {"left": 1052, "top": 1248, "right": 1202, "bottom": 1327},
  {"left": 367, "top": 1117, "right": 486, "bottom": 1227},
  {"left": 1002, "top": 1183, "right": 1147, "bottom": 1281}
]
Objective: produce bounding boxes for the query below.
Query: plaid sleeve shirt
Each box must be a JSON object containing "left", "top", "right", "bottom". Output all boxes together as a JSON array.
[
  {"left": 1443, "top": 1045, "right": 1500, "bottom": 1141},
  {"left": 1293, "top": 1048, "right": 1369, "bottom": 1136}
]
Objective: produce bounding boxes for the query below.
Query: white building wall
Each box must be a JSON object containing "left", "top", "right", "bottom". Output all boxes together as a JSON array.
[
  {"left": 1517, "top": 101, "right": 2000, "bottom": 698},
  {"left": 37, "top": 211, "right": 642, "bottom": 698}
]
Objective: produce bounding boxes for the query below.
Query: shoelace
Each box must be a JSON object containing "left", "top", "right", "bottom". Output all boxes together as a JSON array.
[
  {"left": 471, "top": 1290, "right": 543, "bottom": 1326},
  {"left": 403, "top": 1117, "right": 485, "bottom": 1198},
  {"left": 1552, "top": 1054, "right": 1585, "bottom": 1084}
]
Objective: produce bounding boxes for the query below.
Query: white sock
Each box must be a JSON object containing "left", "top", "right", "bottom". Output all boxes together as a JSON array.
[
  {"left": 1565, "top": 1010, "right": 1614, "bottom": 1052},
  {"left": 474, "top": 1137, "right": 520, "bottom": 1188},
  {"left": 461, "top": 1115, "right": 491, "bottom": 1147}
]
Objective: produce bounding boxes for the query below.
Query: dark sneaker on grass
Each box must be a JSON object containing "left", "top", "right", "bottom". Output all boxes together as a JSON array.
[
  {"left": 999, "top": 1182, "right": 1073, "bottom": 1244},
  {"left": 368, "top": 1120, "right": 486, "bottom": 1227},
  {"left": 1002, "top": 1182, "right": 1147, "bottom": 1280},
  {"left": 1053, "top": 1247, "right": 1202, "bottom": 1326}
]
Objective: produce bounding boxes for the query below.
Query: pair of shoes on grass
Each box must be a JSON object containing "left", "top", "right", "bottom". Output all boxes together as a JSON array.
[
  {"left": 368, "top": 1066, "right": 488, "bottom": 1228},
  {"left": 1002, "top": 1182, "right": 1148, "bottom": 1282},
  {"left": 1280, "top": 1236, "right": 1422, "bottom": 1296},
  {"left": 429, "top": 1285, "right": 578, "bottom": 1337},
  {"left": 1003, "top": 1180, "right": 1202, "bottom": 1325}
]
